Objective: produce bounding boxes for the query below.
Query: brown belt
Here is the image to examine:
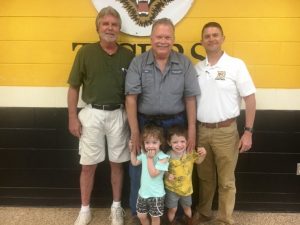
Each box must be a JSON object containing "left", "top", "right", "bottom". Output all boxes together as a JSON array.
[{"left": 199, "top": 118, "right": 236, "bottom": 128}]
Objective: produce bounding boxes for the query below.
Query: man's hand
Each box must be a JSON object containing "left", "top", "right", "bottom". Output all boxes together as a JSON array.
[
  {"left": 69, "top": 116, "right": 81, "bottom": 138},
  {"left": 239, "top": 131, "right": 253, "bottom": 153},
  {"left": 130, "top": 131, "right": 141, "bottom": 154}
]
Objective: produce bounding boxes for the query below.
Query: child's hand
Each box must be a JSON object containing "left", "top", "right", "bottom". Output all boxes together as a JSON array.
[
  {"left": 147, "top": 150, "right": 156, "bottom": 158},
  {"left": 168, "top": 173, "right": 175, "bottom": 181},
  {"left": 197, "top": 147, "right": 207, "bottom": 157}
]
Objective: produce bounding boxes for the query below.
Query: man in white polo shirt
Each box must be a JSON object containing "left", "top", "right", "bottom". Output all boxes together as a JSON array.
[{"left": 193, "top": 22, "right": 256, "bottom": 225}]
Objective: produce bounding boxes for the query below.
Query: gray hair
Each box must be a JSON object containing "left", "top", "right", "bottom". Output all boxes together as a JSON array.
[
  {"left": 151, "top": 18, "right": 175, "bottom": 35},
  {"left": 95, "top": 6, "right": 122, "bottom": 31}
]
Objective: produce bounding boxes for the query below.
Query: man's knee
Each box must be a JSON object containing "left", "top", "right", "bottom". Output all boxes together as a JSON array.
[{"left": 81, "top": 165, "right": 97, "bottom": 176}]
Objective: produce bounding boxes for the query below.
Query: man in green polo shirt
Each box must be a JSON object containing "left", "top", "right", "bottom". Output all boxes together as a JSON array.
[{"left": 67, "top": 6, "right": 134, "bottom": 225}]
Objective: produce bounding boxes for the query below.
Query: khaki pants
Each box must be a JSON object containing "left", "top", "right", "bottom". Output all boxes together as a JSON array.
[{"left": 196, "top": 121, "right": 239, "bottom": 225}]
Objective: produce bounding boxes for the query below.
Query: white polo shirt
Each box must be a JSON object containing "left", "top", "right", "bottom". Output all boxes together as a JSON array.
[{"left": 195, "top": 52, "right": 256, "bottom": 123}]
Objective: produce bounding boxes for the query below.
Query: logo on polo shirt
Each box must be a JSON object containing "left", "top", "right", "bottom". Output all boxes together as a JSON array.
[
  {"left": 92, "top": 0, "right": 194, "bottom": 36},
  {"left": 215, "top": 71, "right": 226, "bottom": 80}
]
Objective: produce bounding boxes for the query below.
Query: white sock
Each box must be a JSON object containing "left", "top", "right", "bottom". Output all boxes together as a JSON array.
[
  {"left": 111, "top": 201, "right": 121, "bottom": 208},
  {"left": 80, "top": 205, "right": 90, "bottom": 213}
]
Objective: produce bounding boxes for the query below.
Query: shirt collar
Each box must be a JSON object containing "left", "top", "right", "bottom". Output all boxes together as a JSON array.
[
  {"left": 205, "top": 51, "right": 228, "bottom": 68},
  {"left": 146, "top": 50, "right": 180, "bottom": 65}
]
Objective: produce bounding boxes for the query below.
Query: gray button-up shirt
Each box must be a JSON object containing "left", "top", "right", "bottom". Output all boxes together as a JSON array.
[{"left": 125, "top": 50, "right": 200, "bottom": 115}]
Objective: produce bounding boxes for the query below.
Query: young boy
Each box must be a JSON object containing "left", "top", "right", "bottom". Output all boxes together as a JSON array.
[
  {"left": 130, "top": 124, "right": 170, "bottom": 225},
  {"left": 164, "top": 125, "right": 206, "bottom": 225}
]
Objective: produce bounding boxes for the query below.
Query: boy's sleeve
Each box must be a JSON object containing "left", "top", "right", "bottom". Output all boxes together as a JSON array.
[{"left": 192, "top": 151, "right": 200, "bottom": 162}]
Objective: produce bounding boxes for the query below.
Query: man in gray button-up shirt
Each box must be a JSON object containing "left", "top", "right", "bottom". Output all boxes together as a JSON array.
[
  {"left": 126, "top": 49, "right": 199, "bottom": 115},
  {"left": 125, "top": 18, "right": 200, "bottom": 221}
]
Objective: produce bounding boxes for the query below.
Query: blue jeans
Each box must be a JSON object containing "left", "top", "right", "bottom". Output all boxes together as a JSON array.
[{"left": 129, "top": 112, "right": 187, "bottom": 215}]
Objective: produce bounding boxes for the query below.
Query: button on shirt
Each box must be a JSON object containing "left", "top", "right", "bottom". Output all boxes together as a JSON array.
[
  {"left": 125, "top": 50, "right": 200, "bottom": 115},
  {"left": 195, "top": 52, "right": 256, "bottom": 123}
]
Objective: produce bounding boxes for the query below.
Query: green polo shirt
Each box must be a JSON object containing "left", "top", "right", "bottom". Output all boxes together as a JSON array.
[{"left": 68, "top": 42, "right": 134, "bottom": 105}]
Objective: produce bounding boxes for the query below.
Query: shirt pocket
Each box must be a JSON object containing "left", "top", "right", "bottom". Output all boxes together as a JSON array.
[
  {"left": 167, "top": 70, "right": 185, "bottom": 95},
  {"left": 141, "top": 69, "right": 155, "bottom": 94}
]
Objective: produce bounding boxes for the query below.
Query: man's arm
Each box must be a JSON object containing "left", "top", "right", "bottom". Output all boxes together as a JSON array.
[
  {"left": 239, "top": 93, "right": 256, "bottom": 153},
  {"left": 67, "top": 85, "right": 81, "bottom": 138},
  {"left": 185, "top": 95, "right": 197, "bottom": 152},
  {"left": 125, "top": 94, "right": 141, "bottom": 153}
]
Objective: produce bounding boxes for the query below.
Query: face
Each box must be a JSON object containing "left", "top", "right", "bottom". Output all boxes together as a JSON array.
[
  {"left": 144, "top": 136, "right": 161, "bottom": 153},
  {"left": 151, "top": 24, "right": 174, "bottom": 59},
  {"left": 201, "top": 27, "right": 224, "bottom": 54},
  {"left": 168, "top": 134, "right": 187, "bottom": 155},
  {"left": 97, "top": 14, "right": 120, "bottom": 43}
]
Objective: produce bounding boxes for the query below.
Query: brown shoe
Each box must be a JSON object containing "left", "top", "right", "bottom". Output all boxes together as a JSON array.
[
  {"left": 168, "top": 219, "right": 177, "bottom": 225},
  {"left": 186, "top": 217, "right": 193, "bottom": 225},
  {"left": 192, "top": 212, "right": 212, "bottom": 225}
]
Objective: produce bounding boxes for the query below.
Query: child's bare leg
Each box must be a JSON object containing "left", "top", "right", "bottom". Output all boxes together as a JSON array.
[
  {"left": 151, "top": 216, "right": 160, "bottom": 225},
  {"left": 167, "top": 207, "right": 177, "bottom": 222},
  {"left": 138, "top": 212, "right": 150, "bottom": 225},
  {"left": 183, "top": 206, "right": 192, "bottom": 218}
]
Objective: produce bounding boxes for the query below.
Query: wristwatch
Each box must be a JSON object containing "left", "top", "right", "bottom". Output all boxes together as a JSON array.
[{"left": 244, "top": 127, "right": 254, "bottom": 133}]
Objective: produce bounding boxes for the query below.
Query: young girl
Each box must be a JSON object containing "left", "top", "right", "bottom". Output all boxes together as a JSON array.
[
  {"left": 130, "top": 124, "right": 170, "bottom": 225},
  {"left": 164, "top": 125, "right": 206, "bottom": 225}
]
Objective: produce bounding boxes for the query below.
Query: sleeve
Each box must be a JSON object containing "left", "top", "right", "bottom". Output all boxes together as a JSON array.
[
  {"left": 68, "top": 47, "right": 85, "bottom": 87},
  {"left": 155, "top": 153, "right": 170, "bottom": 172},
  {"left": 125, "top": 56, "right": 142, "bottom": 95},
  {"left": 183, "top": 56, "right": 201, "bottom": 97},
  {"left": 235, "top": 59, "right": 256, "bottom": 97},
  {"left": 191, "top": 151, "right": 200, "bottom": 162},
  {"left": 137, "top": 152, "right": 144, "bottom": 161}
]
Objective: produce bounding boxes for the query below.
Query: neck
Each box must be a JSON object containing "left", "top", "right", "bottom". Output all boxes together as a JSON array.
[
  {"left": 207, "top": 50, "right": 223, "bottom": 66},
  {"left": 172, "top": 150, "right": 185, "bottom": 157},
  {"left": 100, "top": 41, "right": 118, "bottom": 55},
  {"left": 154, "top": 54, "right": 169, "bottom": 73}
]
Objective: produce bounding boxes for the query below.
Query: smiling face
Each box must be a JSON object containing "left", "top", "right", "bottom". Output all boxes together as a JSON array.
[
  {"left": 168, "top": 134, "right": 187, "bottom": 156},
  {"left": 143, "top": 135, "right": 161, "bottom": 153},
  {"left": 151, "top": 23, "right": 174, "bottom": 59},
  {"left": 97, "top": 14, "right": 121, "bottom": 43},
  {"left": 201, "top": 26, "right": 225, "bottom": 54}
]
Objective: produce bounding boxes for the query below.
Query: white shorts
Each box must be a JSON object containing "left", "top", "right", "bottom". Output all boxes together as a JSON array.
[{"left": 78, "top": 104, "right": 130, "bottom": 165}]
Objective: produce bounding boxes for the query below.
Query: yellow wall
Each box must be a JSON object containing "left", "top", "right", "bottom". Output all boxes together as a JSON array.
[{"left": 0, "top": 0, "right": 300, "bottom": 88}]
